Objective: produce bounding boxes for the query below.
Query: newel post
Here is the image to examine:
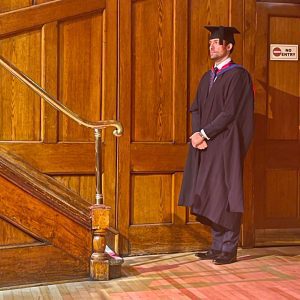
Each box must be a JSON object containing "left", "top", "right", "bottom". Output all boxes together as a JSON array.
[
  {"left": 90, "top": 204, "right": 111, "bottom": 280},
  {"left": 90, "top": 129, "right": 110, "bottom": 280}
]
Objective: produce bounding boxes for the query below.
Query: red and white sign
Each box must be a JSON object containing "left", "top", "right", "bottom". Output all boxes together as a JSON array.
[{"left": 270, "top": 44, "right": 298, "bottom": 61}]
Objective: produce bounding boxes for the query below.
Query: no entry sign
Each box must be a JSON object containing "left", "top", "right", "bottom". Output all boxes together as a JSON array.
[{"left": 270, "top": 44, "right": 298, "bottom": 61}]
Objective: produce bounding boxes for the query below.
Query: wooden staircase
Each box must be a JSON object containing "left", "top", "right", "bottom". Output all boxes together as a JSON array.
[{"left": 0, "top": 147, "right": 95, "bottom": 288}]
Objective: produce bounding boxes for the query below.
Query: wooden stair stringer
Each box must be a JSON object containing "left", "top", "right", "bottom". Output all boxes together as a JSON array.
[
  {"left": 0, "top": 146, "right": 91, "bottom": 229},
  {"left": 0, "top": 147, "right": 93, "bottom": 287}
]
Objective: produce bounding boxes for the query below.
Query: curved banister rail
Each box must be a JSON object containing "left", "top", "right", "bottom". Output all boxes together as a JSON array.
[{"left": 0, "top": 55, "right": 123, "bottom": 136}]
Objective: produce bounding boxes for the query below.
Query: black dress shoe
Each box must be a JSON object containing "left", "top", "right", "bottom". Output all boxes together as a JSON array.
[
  {"left": 213, "top": 250, "right": 237, "bottom": 265},
  {"left": 195, "top": 249, "right": 222, "bottom": 260}
]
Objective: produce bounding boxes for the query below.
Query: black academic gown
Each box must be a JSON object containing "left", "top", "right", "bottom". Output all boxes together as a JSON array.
[{"left": 178, "top": 65, "right": 254, "bottom": 231}]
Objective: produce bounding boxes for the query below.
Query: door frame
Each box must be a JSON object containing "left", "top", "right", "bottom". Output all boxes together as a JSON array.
[{"left": 252, "top": 1, "right": 300, "bottom": 246}]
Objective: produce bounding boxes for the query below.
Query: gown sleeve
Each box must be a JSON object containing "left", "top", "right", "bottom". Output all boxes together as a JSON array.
[
  {"left": 202, "top": 70, "right": 253, "bottom": 139},
  {"left": 190, "top": 83, "right": 201, "bottom": 134}
]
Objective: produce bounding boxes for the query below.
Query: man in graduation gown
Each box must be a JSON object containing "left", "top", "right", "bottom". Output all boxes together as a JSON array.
[{"left": 178, "top": 26, "right": 254, "bottom": 265}]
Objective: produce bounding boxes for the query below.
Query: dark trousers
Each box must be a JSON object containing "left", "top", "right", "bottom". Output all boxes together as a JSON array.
[{"left": 210, "top": 221, "right": 241, "bottom": 253}]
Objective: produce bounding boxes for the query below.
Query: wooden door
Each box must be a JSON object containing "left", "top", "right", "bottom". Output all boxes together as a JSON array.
[
  {"left": 254, "top": 2, "right": 300, "bottom": 246},
  {"left": 0, "top": 0, "right": 118, "bottom": 219},
  {"left": 117, "top": 0, "right": 249, "bottom": 255}
]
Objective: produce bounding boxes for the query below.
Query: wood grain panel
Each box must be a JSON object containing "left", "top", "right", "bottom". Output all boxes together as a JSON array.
[
  {"left": 0, "top": 218, "right": 37, "bottom": 246},
  {"left": 173, "top": 172, "right": 186, "bottom": 225},
  {"left": 54, "top": 175, "right": 96, "bottom": 204},
  {"left": 229, "top": 0, "right": 244, "bottom": 64},
  {"left": 268, "top": 17, "right": 300, "bottom": 140},
  {"left": 118, "top": 0, "right": 132, "bottom": 253},
  {"left": 254, "top": 3, "right": 269, "bottom": 230},
  {"left": 131, "top": 174, "right": 172, "bottom": 225},
  {"left": 0, "top": 0, "right": 31, "bottom": 13},
  {"left": 242, "top": 0, "right": 256, "bottom": 248},
  {"left": 0, "top": 245, "right": 89, "bottom": 288},
  {"left": 58, "top": 13, "right": 102, "bottom": 142},
  {"left": 131, "top": 143, "right": 187, "bottom": 172},
  {"left": 129, "top": 224, "right": 211, "bottom": 254},
  {"left": 265, "top": 141, "right": 300, "bottom": 169},
  {"left": 255, "top": 228, "right": 300, "bottom": 246},
  {"left": 132, "top": 0, "right": 173, "bottom": 142},
  {"left": 173, "top": 0, "right": 188, "bottom": 143},
  {"left": 208, "top": 0, "right": 229, "bottom": 25},
  {"left": 266, "top": 169, "right": 298, "bottom": 218},
  {"left": 188, "top": 0, "right": 210, "bottom": 102},
  {"left": 0, "top": 30, "right": 41, "bottom": 141},
  {"left": 0, "top": 177, "right": 91, "bottom": 261},
  {"left": 0, "top": 0, "right": 106, "bottom": 38},
  {"left": 35, "top": 0, "right": 55, "bottom": 4},
  {"left": 41, "top": 22, "right": 58, "bottom": 143},
  {"left": 0, "top": 143, "right": 95, "bottom": 174},
  {"left": 101, "top": 0, "right": 118, "bottom": 227},
  {"left": 257, "top": 0, "right": 300, "bottom": 3}
]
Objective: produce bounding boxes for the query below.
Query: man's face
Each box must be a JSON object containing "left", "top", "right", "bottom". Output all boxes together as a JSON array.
[{"left": 209, "top": 39, "right": 231, "bottom": 62}]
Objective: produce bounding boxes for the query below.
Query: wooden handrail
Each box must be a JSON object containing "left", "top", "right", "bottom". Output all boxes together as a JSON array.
[{"left": 0, "top": 55, "right": 123, "bottom": 136}]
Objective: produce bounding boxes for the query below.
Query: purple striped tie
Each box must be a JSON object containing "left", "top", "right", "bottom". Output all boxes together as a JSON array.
[{"left": 208, "top": 67, "right": 218, "bottom": 92}]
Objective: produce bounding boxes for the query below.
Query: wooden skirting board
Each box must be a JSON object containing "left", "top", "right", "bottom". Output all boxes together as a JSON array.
[{"left": 255, "top": 228, "right": 300, "bottom": 246}]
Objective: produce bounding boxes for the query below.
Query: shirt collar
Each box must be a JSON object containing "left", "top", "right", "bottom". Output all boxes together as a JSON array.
[{"left": 214, "top": 57, "right": 231, "bottom": 70}]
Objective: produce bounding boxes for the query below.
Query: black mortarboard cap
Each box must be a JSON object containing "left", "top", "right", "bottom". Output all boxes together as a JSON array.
[{"left": 204, "top": 26, "right": 240, "bottom": 45}]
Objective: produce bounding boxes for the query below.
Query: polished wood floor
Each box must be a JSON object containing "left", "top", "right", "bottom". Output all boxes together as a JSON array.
[{"left": 1, "top": 246, "right": 300, "bottom": 299}]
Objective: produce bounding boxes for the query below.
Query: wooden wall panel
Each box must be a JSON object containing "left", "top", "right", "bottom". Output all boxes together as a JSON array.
[
  {"left": 0, "top": 218, "right": 37, "bottom": 246},
  {"left": 0, "top": 30, "right": 41, "bottom": 141},
  {"left": 0, "top": 245, "right": 89, "bottom": 288},
  {"left": 0, "top": 0, "right": 31, "bottom": 13},
  {"left": 54, "top": 175, "right": 96, "bottom": 204},
  {"left": 268, "top": 17, "right": 300, "bottom": 140},
  {"left": 173, "top": 172, "right": 186, "bottom": 225},
  {"left": 131, "top": 174, "right": 172, "bottom": 225},
  {"left": 101, "top": 0, "right": 118, "bottom": 227},
  {"left": 34, "top": 0, "right": 55, "bottom": 4},
  {"left": 188, "top": 0, "right": 210, "bottom": 119},
  {"left": 229, "top": 0, "right": 244, "bottom": 64},
  {"left": 0, "top": 0, "right": 106, "bottom": 39},
  {"left": 132, "top": 0, "right": 173, "bottom": 142},
  {"left": 41, "top": 22, "right": 58, "bottom": 143},
  {"left": 58, "top": 13, "right": 102, "bottom": 142},
  {"left": 241, "top": 0, "right": 256, "bottom": 248},
  {"left": 266, "top": 169, "right": 298, "bottom": 218}
]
